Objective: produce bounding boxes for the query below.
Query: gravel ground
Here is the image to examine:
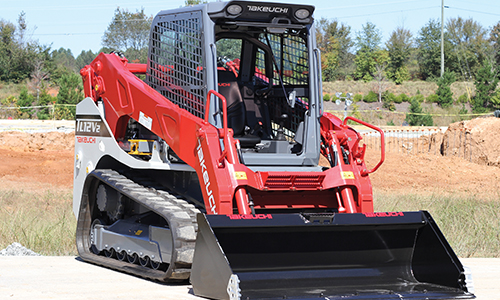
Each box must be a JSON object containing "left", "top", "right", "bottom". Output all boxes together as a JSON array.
[{"left": 0, "top": 243, "right": 40, "bottom": 256}]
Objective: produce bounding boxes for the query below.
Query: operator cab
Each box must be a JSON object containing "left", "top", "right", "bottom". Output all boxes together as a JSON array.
[
  {"left": 211, "top": 1, "right": 321, "bottom": 167},
  {"left": 146, "top": 1, "right": 322, "bottom": 167}
]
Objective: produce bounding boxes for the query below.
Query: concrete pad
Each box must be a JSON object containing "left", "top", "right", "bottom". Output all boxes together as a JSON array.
[
  {"left": 0, "top": 256, "right": 497, "bottom": 299},
  {"left": 0, "top": 256, "right": 199, "bottom": 300},
  {"left": 461, "top": 258, "right": 500, "bottom": 300}
]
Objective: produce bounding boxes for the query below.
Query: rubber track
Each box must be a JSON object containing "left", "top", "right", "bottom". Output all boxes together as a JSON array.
[{"left": 76, "top": 169, "right": 200, "bottom": 282}]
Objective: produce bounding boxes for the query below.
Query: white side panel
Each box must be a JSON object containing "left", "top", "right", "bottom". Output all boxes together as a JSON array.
[{"left": 73, "top": 98, "right": 195, "bottom": 218}]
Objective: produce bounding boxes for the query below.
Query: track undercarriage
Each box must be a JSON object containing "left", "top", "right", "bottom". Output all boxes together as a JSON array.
[{"left": 76, "top": 169, "right": 199, "bottom": 282}]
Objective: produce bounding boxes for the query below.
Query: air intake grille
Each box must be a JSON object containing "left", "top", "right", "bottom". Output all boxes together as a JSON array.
[{"left": 263, "top": 174, "right": 325, "bottom": 190}]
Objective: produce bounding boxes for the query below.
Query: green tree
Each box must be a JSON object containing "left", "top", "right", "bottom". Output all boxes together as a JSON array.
[
  {"left": 56, "top": 73, "right": 83, "bottom": 119},
  {"left": 184, "top": 0, "right": 207, "bottom": 5},
  {"left": 472, "top": 60, "right": 499, "bottom": 112},
  {"left": 17, "top": 87, "right": 35, "bottom": 118},
  {"left": 435, "top": 70, "right": 456, "bottom": 108},
  {"left": 405, "top": 98, "right": 433, "bottom": 126},
  {"left": 102, "top": 7, "right": 153, "bottom": 63},
  {"left": 316, "top": 18, "right": 354, "bottom": 81},
  {"left": 216, "top": 38, "right": 242, "bottom": 61},
  {"left": 385, "top": 26, "right": 412, "bottom": 84},
  {"left": 0, "top": 13, "right": 41, "bottom": 83},
  {"left": 490, "top": 21, "right": 500, "bottom": 70},
  {"left": 490, "top": 88, "right": 500, "bottom": 109},
  {"left": 354, "top": 22, "right": 382, "bottom": 82},
  {"left": 36, "top": 89, "right": 57, "bottom": 120},
  {"left": 416, "top": 19, "right": 452, "bottom": 80},
  {"left": 446, "top": 17, "right": 490, "bottom": 80},
  {"left": 76, "top": 50, "right": 96, "bottom": 71},
  {"left": 49, "top": 48, "right": 77, "bottom": 80}
]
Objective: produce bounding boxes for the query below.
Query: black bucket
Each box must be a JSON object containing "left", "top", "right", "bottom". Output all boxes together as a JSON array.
[{"left": 190, "top": 211, "right": 474, "bottom": 300}]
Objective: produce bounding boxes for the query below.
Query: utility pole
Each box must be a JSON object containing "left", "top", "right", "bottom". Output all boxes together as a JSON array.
[{"left": 440, "top": 0, "right": 445, "bottom": 77}]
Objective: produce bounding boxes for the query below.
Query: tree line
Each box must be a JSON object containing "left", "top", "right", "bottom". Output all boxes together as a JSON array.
[
  {"left": 0, "top": 8, "right": 151, "bottom": 119},
  {"left": 1, "top": 6, "right": 499, "bottom": 120},
  {"left": 317, "top": 17, "right": 500, "bottom": 113}
]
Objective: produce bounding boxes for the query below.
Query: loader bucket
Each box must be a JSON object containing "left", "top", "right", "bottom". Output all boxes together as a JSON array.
[{"left": 190, "top": 211, "right": 474, "bottom": 300}]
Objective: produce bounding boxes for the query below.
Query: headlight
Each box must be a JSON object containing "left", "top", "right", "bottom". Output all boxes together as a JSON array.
[
  {"left": 295, "top": 8, "right": 310, "bottom": 19},
  {"left": 227, "top": 4, "right": 243, "bottom": 15}
]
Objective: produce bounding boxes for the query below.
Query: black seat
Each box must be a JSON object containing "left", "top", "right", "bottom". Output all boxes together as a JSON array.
[{"left": 217, "top": 70, "right": 261, "bottom": 148}]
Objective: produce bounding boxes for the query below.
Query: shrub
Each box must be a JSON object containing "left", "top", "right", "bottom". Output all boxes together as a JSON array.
[
  {"left": 36, "top": 89, "right": 57, "bottom": 120},
  {"left": 406, "top": 98, "right": 433, "bottom": 126},
  {"left": 457, "top": 93, "right": 469, "bottom": 104},
  {"left": 436, "top": 71, "right": 455, "bottom": 108},
  {"left": 459, "top": 104, "right": 468, "bottom": 115},
  {"left": 382, "top": 92, "right": 396, "bottom": 111},
  {"left": 353, "top": 93, "right": 363, "bottom": 102},
  {"left": 396, "top": 93, "right": 409, "bottom": 103},
  {"left": 350, "top": 103, "right": 362, "bottom": 119},
  {"left": 492, "top": 88, "right": 500, "bottom": 109},
  {"left": 412, "top": 93, "right": 425, "bottom": 103},
  {"left": 383, "top": 101, "right": 396, "bottom": 111},
  {"left": 323, "top": 94, "right": 331, "bottom": 101},
  {"left": 426, "top": 94, "right": 439, "bottom": 103},
  {"left": 1, "top": 95, "right": 17, "bottom": 106},
  {"left": 384, "top": 92, "right": 397, "bottom": 103},
  {"left": 363, "top": 91, "right": 378, "bottom": 103},
  {"left": 473, "top": 60, "right": 499, "bottom": 112},
  {"left": 17, "top": 87, "right": 35, "bottom": 118}
]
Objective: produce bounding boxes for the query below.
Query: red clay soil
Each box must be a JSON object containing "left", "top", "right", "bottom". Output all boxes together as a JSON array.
[
  {"left": 1, "top": 117, "right": 500, "bottom": 200},
  {"left": 0, "top": 132, "right": 74, "bottom": 190}
]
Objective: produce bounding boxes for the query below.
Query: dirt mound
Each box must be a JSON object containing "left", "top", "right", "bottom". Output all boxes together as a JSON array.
[
  {"left": 0, "top": 131, "right": 75, "bottom": 152},
  {"left": 0, "top": 119, "right": 499, "bottom": 199},
  {"left": 441, "top": 117, "right": 500, "bottom": 167},
  {"left": 367, "top": 150, "right": 500, "bottom": 198},
  {"left": 0, "top": 132, "right": 74, "bottom": 189}
]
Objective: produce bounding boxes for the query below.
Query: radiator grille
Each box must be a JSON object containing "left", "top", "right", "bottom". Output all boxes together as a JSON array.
[{"left": 263, "top": 174, "right": 325, "bottom": 190}]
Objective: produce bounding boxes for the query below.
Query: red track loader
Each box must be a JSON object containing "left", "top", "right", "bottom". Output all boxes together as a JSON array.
[{"left": 73, "top": 1, "right": 474, "bottom": 299}]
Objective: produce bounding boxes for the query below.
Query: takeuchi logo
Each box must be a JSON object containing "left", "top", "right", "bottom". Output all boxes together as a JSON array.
[
  {"left": 364, "top": 212, "right": 404, "bottom": 217},
  {"left": 227, "top": 214, "right": 273, "bottom": 220},
  {"left": 247, "top": 5, "right": 289, "bottom": 14}
]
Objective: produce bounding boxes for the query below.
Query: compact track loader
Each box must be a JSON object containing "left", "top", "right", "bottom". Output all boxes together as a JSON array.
[{"left": 74, "top": 1, "right": 474, "bottom": 299}]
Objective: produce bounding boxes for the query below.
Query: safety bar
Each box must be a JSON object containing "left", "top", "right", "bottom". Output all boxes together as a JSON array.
[
  {"left": 205, "top": 90, "right": 228, "bottom": 139},
  {"left": 343, "top": 116, "right": 385, "bottom": 175}
]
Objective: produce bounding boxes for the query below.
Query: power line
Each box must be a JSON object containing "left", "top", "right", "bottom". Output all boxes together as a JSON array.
[
  {"left": 452, "top": 0, "right": 500, "bottom": 10},
  {"left": 335, "top": 5, "right": 439, "bottom": 19},
  {"left": 2, "top": 1, "right": 171, "bottom": 11},
  {"left": 322, "top": 0, "right": 426, "bottom": 10},
  {"left": 32, "top": 33, "right": 102, "bottom": 36},
  {"left": 448, "top": 7, "right": 500, "bottom": 17}
]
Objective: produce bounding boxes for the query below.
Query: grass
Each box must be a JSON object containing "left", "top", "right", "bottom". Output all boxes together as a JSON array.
[
  {"left": 323, "top": 80, "right": 475, "bottom": 101},
  {"left": 375, "top": 191, "right": 500, "bottom": 258},
  {"left": 0, "top": 188, "right": 77, "bottom": 256},
  {"left": 0, "top": 81, "right": 25, "bottom": 100},
  {"left": 1, "top": 186, "right": 498, "bottom": 258}
]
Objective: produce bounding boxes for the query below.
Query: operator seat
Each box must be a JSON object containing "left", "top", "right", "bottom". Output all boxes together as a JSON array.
[{"left": 217, "top": 70, "right": 261, "bottom": 148}]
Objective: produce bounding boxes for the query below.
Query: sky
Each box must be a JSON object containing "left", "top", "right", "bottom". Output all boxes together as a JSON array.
[{"left": 1, "top": 0, "right": 500, "bottom": 56}]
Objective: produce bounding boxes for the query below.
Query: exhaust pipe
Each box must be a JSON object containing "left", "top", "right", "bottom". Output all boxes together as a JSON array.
[{"left": 190, "top": 211, "right": 474, "bottom": 300}]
